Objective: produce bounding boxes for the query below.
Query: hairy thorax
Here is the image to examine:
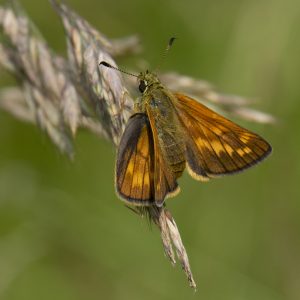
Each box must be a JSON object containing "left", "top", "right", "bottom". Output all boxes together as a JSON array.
[{"left": 135, "top": 81, "right": 186, "bottom": 178}]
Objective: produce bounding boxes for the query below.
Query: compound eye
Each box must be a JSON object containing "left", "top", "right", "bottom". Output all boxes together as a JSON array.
[{"left": 139, "top": 80, "right": 147, "bottom": 93}]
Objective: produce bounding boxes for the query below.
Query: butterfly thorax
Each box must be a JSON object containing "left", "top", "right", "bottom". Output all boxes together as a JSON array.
[{"left": 135, "top": 71, "right": 186, "bottom": 178}]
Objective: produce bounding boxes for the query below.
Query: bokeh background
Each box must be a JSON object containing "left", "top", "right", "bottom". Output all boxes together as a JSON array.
[{"left": 1, "top": 0, "right": 300, "bottom": 299}]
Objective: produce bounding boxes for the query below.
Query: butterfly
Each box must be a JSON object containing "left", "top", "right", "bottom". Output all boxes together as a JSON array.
[{"left": 100, "top": 39, "right": 272, "bottom": 207}]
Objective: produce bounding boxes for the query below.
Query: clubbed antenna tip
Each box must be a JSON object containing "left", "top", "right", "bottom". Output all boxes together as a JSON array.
[
  {"left": 155, "top": 36, "right": 177, "bottom": 72},
  {"left": 99, "top": 61, "right": 112, "bottom": 68},
  {"left": 99, "top": 61, "right": 138, "bottom": 78},
  {"left": 169, "top": 37, "right": 176, "bottom": 48}
]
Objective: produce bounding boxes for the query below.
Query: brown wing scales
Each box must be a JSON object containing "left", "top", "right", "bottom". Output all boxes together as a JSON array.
[
  {"left": 116, "top": 113, "right": 154, "bottom": 205},
  {"left": 116, "top": 113, "right": 179, "bottom": 206},
  {"left": 174, "top": 93, "right": 272, "bottom": 180}
]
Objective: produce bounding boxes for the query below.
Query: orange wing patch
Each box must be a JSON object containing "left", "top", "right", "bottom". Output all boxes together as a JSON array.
[
  {"left": 116, "top": 113, "right": 154, "bottom": 205},
  {"left": 174, "top": 93, "right": 272, "bottom": 180},
  {"left": 116, "top": 113, "right": 179, "bottom": 207}
]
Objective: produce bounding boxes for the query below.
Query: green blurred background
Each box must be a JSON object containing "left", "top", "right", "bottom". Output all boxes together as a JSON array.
[{"left": 1, "top": 0, "right": 300, "bottom": 299}]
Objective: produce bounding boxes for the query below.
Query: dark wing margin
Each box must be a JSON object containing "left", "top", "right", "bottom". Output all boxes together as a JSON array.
[
  {"left": 115, "top": 113, "right": 155, "bottom": 206},
  {"left": 174, "top": 93, "right": 272, "bottom": 180}
]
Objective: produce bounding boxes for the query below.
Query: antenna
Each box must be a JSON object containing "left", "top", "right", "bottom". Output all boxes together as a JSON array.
[
  {"left": 155, "top": 37, "right": 176, "bottom": 71},
  {"left": 99, "top": 61, "right": 138, "bottom": 78},
  {"left": 100, "top": 37, "right": 176, "bottom": 75}
]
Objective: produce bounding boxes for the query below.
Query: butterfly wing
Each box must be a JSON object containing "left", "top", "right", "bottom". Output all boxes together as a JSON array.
[
  {"left": 115, "top": 113, "right": 155, "bottom": 206},
  {"left": 174, "top": 93, "right": 272, "bottom": 180},
  {"left": 116, "top": 113, "right": 179, "bottom": 206}
]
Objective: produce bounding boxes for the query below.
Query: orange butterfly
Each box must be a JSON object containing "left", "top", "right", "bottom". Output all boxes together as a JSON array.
[{"left": 100, "top": 39, "right": 272, "bottom": 207}]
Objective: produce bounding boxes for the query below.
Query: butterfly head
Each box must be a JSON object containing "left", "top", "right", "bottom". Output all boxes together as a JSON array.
[{"left": 138, "top": 71, "right": 160, "bottom": 94}]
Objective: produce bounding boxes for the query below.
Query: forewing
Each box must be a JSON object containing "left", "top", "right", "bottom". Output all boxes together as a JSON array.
[
  {"left": 115, "top": 113, "right": 155, "bottom": 206},
  {"left": 174, "top": 93, "right": 272, "bottom": 180}
]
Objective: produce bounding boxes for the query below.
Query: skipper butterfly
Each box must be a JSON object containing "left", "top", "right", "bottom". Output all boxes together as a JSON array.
[{"left": 100, "top": 38, "right": 272, "bottom": 207}]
